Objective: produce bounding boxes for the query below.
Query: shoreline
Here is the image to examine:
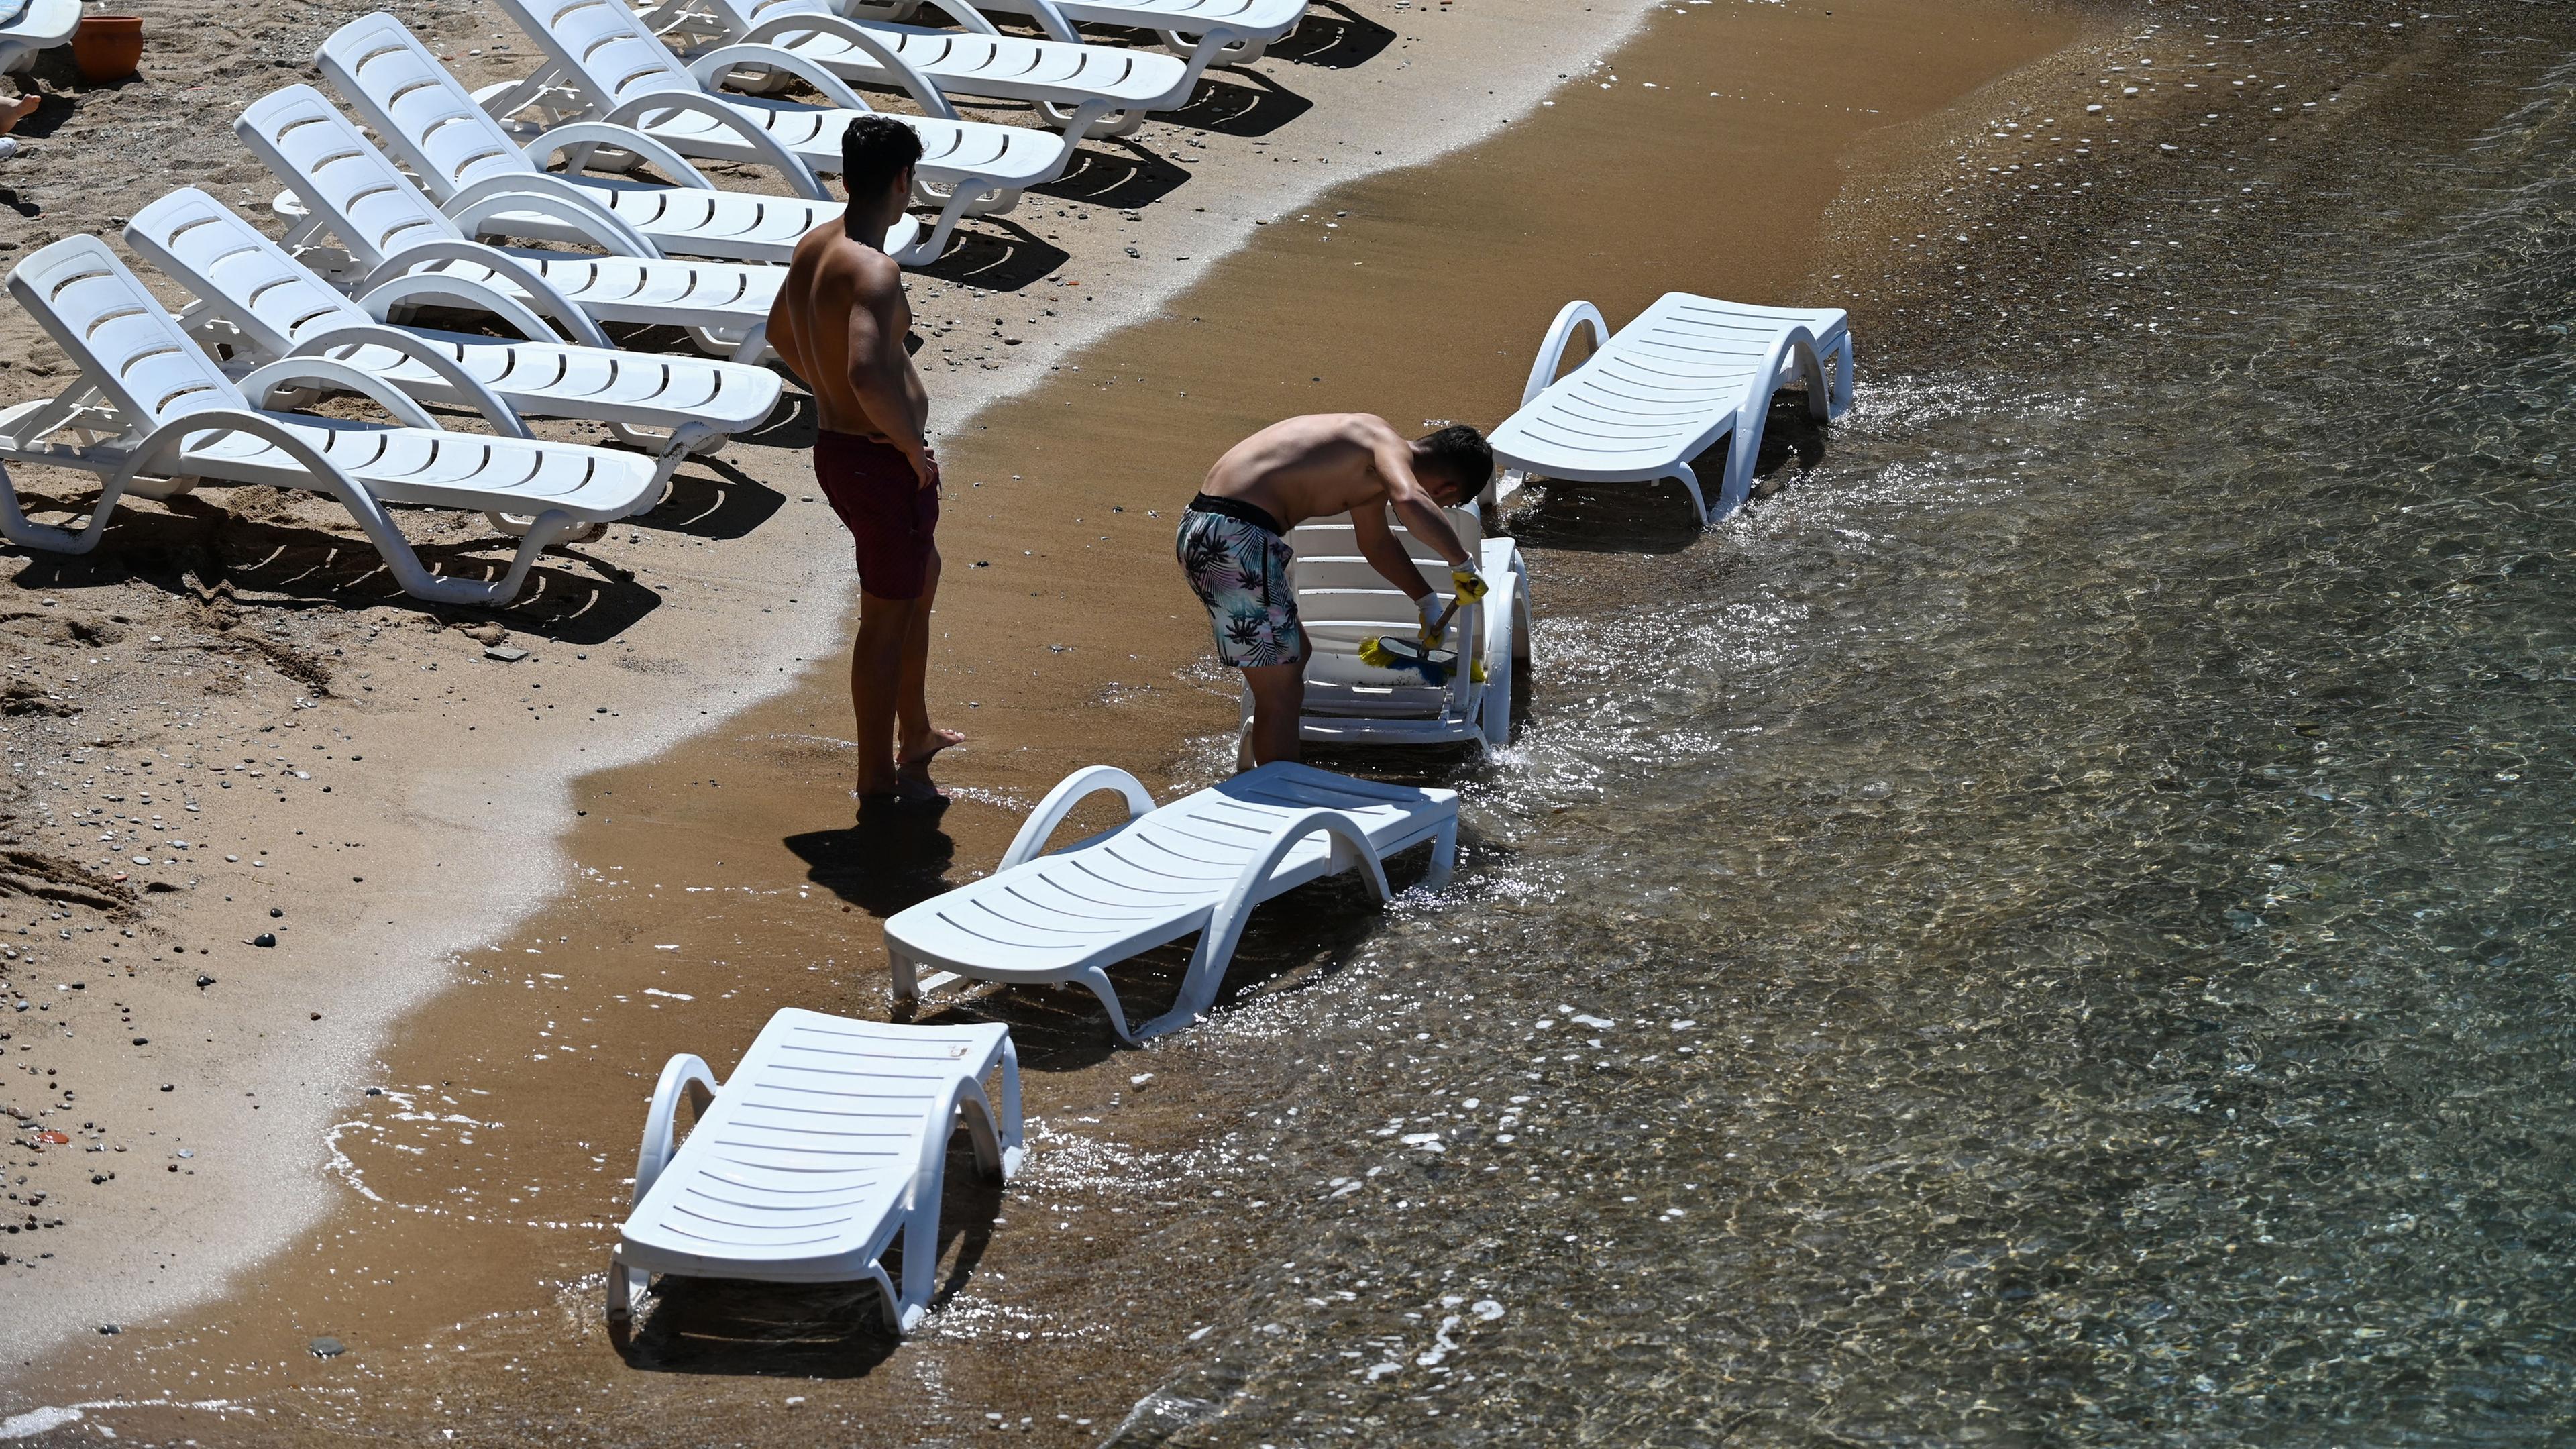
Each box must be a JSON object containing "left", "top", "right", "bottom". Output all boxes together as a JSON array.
[
  {"left": 0, "top": 0, "right": 1671, "bottom": 1373},
  {"left": 0, "top": 0, "right": 2104, "bottom": 1438}
]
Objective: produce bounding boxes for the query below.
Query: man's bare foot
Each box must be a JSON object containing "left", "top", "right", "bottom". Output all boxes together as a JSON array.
[
  {"left": 0, "top": 94, "right": 40, "bottom": 138},
  {"left": 855, "top": 775, "right": 945, "bottom": 804},
  {"left": 897, "top": 727, "right": 965, "bottom": 785}
]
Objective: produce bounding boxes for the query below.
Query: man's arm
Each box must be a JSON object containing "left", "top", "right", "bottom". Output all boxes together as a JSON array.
[
  {"left": 1359, "top": 417, "right": 1470, "bottom": 569},
  {"left": 843, "top": 257, "right": 936, "bottom": 488},
  {"left": 1347, "top": 502, "right": 1440, "bottom": 602}
]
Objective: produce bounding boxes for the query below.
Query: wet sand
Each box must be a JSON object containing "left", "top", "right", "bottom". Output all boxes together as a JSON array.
[{"left": 1, "top": 0, "right": 2084, "bottom": 1442}]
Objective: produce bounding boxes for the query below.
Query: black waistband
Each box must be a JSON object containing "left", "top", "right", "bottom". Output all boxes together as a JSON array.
[{"left": 1187, "top": 492, "right": 1285, "bottom": 535}]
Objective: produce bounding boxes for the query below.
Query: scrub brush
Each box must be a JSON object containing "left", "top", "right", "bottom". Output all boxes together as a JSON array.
[{"left": 1358, "top": 595, "right": 1464, "bottom": 684}]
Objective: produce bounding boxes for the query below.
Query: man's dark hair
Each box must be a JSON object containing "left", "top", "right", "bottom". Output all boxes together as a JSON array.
[
  {"left": 841, "top": 115, "right": 924, "bottom": 207},
  {"left": 1414, "top": 423, "right": 1493, "bottom": 495}
]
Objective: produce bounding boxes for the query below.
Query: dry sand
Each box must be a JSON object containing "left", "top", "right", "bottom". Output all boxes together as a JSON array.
[
  {"left": 0, "top": 0, "right": 1674, "bottom": 1382},
  {"left": 0, "top": 0, "right": 2389, "bottom": 1437}
]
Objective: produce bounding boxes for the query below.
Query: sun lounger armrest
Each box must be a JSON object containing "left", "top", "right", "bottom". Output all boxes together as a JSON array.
[
  {"left": 1150, "top": 808, "right": 1393, "bottom": 1037},
  {"left": 902, "top": 0, "right": 1004, "bottom": 36},
  {"left": 356, "top": 242, "right": 618, "bottom": 350},
  {"left": 687, "top": 43, "right": 878, "bottom": 117},
  {"left": 237, "top": 357, "right": 449, "bottom": 433},
  {"left": 285, "top": 322, "right": 536, "bottom": 439},
  {"left": 633, "top": 1052, "right": 720, "bottom": 1210},
  {"left": 353, "top": 271, "right": 572, "bottom": 347},
  {"left": 997, "top": 765, "right": 1157, "bottom": 870},
  {"left": 598, "top": 91, "right": 833, "bottom": 201},
  {"left": 735, "top": 14, "right": 961, "bottom": 119},
  {"left": 1002, "top": 0, "right": 1081, "bottom": 43},
  {"left": 521, "top": 122, "right": 720, "bottom": 189},
  {"left": 448, "top": 186, "right": 665, "bottom": 260},
  {"left": 1520, "top": 299, "right": 1608, "bottom": 407}
]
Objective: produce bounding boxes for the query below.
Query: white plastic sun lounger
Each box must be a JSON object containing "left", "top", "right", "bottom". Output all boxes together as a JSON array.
[
  {"left": 651, "top": 0, "right": 1218, "bottom": 139},
  {"left": 847, "top": 0, "right": 1306, "bottom": 66},
  {"left": 239, "top": 86, "right": 781, "bottom": 361},
  {"left": 1275, "top": 503, "right": 1529, "bottom": 751},
  {"left": 883, "top": 761, "right": 1456, "bottom": 1042},
  {"left": 1488, "top": 292, "right": 1856, "bottom": 525},
  {"left": 0, "top": 0, "right": 73, "bottom": 76},
  {"left": 480, "top": 0, "right": 1106, "bottom": 264},
  {"left": 610, "top": 1009, "right": 1021, "bottom": 1334},
  {"left": 126, "top": 189, "right": 782, "bottom": 488},
  {"left": 317, "top": 14, "right": 921, "bottom": 266},
  {"left": 0, "top": 237, "right": 661, "bottom": 604}
]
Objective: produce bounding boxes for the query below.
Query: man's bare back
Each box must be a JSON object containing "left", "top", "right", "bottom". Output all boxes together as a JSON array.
[
  {"left": 1202, "top": 413, "right": 1466, "bottom": 540},
  {"left": 768, "top": 222, "right": 934, "bottom": 466}
]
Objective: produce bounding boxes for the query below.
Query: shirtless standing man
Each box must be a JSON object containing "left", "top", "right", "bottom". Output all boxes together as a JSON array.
[
  {"left": 768, "top": 117, "right": 961, "bottom": 802},
  {"left": 1178, "top": 415, "right": 1493, "bottom": 766}
]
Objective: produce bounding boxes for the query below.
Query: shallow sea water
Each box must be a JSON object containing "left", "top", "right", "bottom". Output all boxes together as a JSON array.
[{"left": 1106, "top": 28, "right": 2576, "bottom": 1449}]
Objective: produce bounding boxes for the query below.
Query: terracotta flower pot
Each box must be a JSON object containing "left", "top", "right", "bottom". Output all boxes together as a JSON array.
[{"left": 72, "top": 15, "right": 143, "bottom": 84}]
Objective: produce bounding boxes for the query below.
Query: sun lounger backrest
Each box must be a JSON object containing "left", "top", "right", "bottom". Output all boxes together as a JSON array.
[
  {"left": 125, "top": 189, "right": 370, "bottom": 358},
  {"left": 319, "top": 15, "right": 537, "bottom": 202},
  {"left": 5, "top": 236, "right": 248, "bottom": 428},
  {"left": 492, "top": 0, "right": 705, "bottom": 107},
  {"left": 237, "top": 86, "right": 470, "bottom": 273},
  {"left": 1285, "top": 503, "right": 1483, "bottom": 594}
]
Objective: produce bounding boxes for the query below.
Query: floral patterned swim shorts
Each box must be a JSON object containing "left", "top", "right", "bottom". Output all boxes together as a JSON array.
[{"left": 1175, "top": 495, "right": 1308, "bottom": 669}]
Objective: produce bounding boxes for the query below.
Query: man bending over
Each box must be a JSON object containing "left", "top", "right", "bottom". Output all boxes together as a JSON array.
[
  {"left": 1177, "top": 415, "right": 1493, "bottom": 767},
  {"left": 769, "top": 116, "right": 961, "bottom": 802}
]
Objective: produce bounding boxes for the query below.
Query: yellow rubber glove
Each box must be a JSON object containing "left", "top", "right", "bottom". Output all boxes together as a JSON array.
[
  {"left": 1450, "top": 568, "right": 1490, "bottom": 604},
  {"left": 1414, "top": 592, "right": 1446, "bottom": 645}
]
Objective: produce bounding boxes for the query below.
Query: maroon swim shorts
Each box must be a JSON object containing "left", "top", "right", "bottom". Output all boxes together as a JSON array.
[{"left": 814, "top": 429, "right": 939, "bottom": 600}]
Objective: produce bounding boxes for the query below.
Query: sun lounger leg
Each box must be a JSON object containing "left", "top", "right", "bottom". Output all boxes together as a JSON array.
[
  {"left": 890, "top": 187, "right": 992, "bottom": 267},
  {"left": 1069, "top": 965, "right": 1139, "bottom": 1044},
  {"left": 1831, "top": 334, "right": 1856, "bottom": 415},
  {"left": 0, "top": 461, "right": 131, "bottom": 555},
  {"left": 993, "top": 1036, "right": 1024, "bottom": 1178},
  {"left": 1669, "top": 460, "right": 1711, "bottom": 526},
  {"left": 888, "top": 945, "right": 922, "bottom": 1005},
  {"left": 1424, "top": 817, "right": 1458, "bottom": 891},
  {"left": 604, "top": 1248, "right": 648, "bottom": 1323},
  {"left": 1137, "top": 810, "right": 1391, "bottom": 1040}
]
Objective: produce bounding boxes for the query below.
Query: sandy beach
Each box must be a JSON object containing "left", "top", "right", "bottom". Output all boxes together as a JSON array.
[{"left": 13, "top": 0, "right": 2565, "bottom": 1442}]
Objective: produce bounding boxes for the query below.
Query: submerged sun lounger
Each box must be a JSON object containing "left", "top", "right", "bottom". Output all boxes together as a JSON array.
[
  {"left": 651, "top": 0, "right": 1224, "bottom": 139},
  {"left": 317, "top": 13, "right": 921, "bottom": 266},
  {"left": 610, "top": 1009, "right": 1021, "bottom": 1334},
  {"left": 847, "top": 0, "right": 1308, "bottom": 65},
  {"left": 883, "top": 762, "right": 1457, "bottom": 1042},
  {"left": 127, "top": 189, "right": 783, "bottom": 488},
  {"left": 1487, "top": 291, "right": 1856, "bottom": 525},
  {"left": 0, "top": 236, "right": 661, "bottom": 604},
  {"left": 482, "top": 0, "right": 1108, "bottom": 266},
  {"left": 1277, "top": 502, "right": 1530, "bottom": 751},
  {"left": 0, "top": 0, "right": 74, "bottom": 77},
  {"left": 239, "top": 86, "right": 784, "bottom": 361}
]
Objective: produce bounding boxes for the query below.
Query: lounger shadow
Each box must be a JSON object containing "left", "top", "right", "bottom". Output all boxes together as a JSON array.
[
  {"left": 639, "top": 456, "right": 789, "bottom": 541},
  {"left": 1263, "top": 1, "right": 1395, "bottom": 68},
  {"left": 1, "top": 473, "right": 665, "bottom": 624},
  {"left": 1155, "top": 70, "right": 1311, "bottom": 136},
  {"left": 913, "top": 217, "right": 1074, "bottom": 292},
  {"left": 1032, "top": 140, "right": 1192, "bottom": 210}
]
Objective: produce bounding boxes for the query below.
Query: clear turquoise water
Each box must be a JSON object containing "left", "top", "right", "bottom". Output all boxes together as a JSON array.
[{"left": 1106, "top": 17, "right": 2576, "bottom": 1446}]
